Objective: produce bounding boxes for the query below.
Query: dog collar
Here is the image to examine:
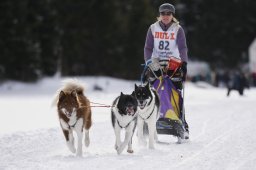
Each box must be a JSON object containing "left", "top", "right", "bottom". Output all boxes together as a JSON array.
[{"left": 69, "top": 119, "right": 78, "bottom": 128}]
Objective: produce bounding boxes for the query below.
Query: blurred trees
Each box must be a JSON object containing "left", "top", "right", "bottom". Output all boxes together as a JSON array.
[
  {"left": 181, "top": 0, "right": 256, "bottom": 68},
  {"left": 0, "top": 0, "right": 255, "bottom": 82},
  {"left": 0, "top": 0, "right": 58, "bottom": 81}
]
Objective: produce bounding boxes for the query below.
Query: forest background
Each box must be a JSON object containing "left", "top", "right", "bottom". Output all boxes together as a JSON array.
[{"left": 0, "top": 0, "right": 255, "bottom": 82}]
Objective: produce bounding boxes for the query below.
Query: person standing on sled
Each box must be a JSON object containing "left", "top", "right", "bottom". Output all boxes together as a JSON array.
[{"left": 143, "top": 3, "right": 189, "bottom": 139}]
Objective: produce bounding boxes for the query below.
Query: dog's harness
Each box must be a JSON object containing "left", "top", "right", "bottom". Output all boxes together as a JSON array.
[
  {"left": 69, "top": 119, "right": 78, "bottom": 128},
  {"left": 116, "top": 116, "right": 136, "bottom": 129},
  {"left": 116, "top": 110, "right": 137, "bottom": 128},
  {"left": 139, "top": 104, "right": 156, "bottom": 121},
  {"left": 59, "top": 108, "right": 79, "bottom": 128}
]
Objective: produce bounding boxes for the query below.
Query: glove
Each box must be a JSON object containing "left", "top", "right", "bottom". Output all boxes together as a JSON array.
[
  {"left": 146, "top": 58, "right": 162, "bottom": 78},
  {"left": 146, "top": 58, "right": 160, "bottom": 71},
  {"left": 181, "top": 62, "right": 187, "bottom": 81}
]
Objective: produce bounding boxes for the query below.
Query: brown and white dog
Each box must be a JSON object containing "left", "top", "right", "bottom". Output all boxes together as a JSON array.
[{"left": 53, "top": 80, "right": 92, "bottom": 156}]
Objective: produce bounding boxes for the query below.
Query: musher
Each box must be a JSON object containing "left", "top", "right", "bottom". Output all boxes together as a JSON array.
[{"left": 143, "top": 3, "right": 189, "bottom": 139}]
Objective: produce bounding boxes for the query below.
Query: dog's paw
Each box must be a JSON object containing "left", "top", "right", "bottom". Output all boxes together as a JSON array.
[
  {"left": 115, "top": 145, "right": 118, "bottom": 150},
  {"left": 116, "top": 146, "right": 122, "bottom": 155},
  {"left": 67, "top": 142, "right": 76, "bottom": 153},
  {"left": 127, "top": 149, "right": 134, "bottom": 153},
  {"left": 177, "top": 137, "right": 184, "bottom": 144},
  {"left": 115, "top": 141, "right": 121, "bottom": 150},
  {"left": 68, "top": 146, "right": 76, "bottom": 153},
  {"left": 76, "top": 151, "right": 82, "bottom": 157},
  {"left": 117, "top": 148, "right": 122, "bottom": 155},
  {"left": 116, "top": 145, "right": 125, "bottom": 155}
]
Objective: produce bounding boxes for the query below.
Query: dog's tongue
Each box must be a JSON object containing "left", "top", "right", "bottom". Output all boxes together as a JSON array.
[
  {"left": 127, "top": 108, "right": 134, "bottom": 115},
  {"left": 139, "top": 104, "right": 145, "bottom": 109}
]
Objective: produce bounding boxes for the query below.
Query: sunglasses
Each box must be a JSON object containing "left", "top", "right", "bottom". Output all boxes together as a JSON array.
[{"left": 160, "top": 12, "right": 172, "bottom": 16}]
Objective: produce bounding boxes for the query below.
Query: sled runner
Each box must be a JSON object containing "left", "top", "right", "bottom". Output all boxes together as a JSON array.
[{"left": 141, "top": 57, "right": 186, "bottom": 139}]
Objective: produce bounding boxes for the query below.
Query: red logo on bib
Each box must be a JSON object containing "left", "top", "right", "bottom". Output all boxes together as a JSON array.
[
  {"left": 155, "top": 32, "right": 175, "bottom": 40},
  {"left": 170, "top": 33, "right": 175, "bottom": 40}
]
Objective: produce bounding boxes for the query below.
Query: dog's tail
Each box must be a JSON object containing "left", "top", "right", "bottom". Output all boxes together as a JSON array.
[
  {"left": 51, "top": 79, "right": 86, "bottom": 107},
  {"left": 61, "top": 79, "right": 85, "bottom": 94}
]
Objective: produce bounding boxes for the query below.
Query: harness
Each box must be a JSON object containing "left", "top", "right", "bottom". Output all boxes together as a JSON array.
[
  {"left": 139, "top": 104, "right": 156, "bottom": 121},
  {"left": 116, "top": 109, "right": 137, "bottom": 128},
  {"left": 69, "top": 119, "right": 78, "bottom": 128},
  {"left": 138, "top": 90, "right": 157, "bottom": 121},
  {"left": 59, "top": 108, "right": 79, "bottom": 129},
  {"left": 116, "top": 116, "right": 136, "bottom": 129},
  {"left": 116, "top": 116, "right": 136, "bottom": 128}
]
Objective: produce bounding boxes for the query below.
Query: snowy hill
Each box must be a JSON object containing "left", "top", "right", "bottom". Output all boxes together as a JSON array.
[{"left": 0, "top": 76, "right": 256, "bottom": 170}]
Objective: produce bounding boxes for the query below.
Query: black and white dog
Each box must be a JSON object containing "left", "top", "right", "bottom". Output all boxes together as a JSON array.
[
  {"left": 111, "top": 92, "right": 138, "bottom": 155},
  {"left": 134, "top": 83, "right": 160, "bottom": 149}
]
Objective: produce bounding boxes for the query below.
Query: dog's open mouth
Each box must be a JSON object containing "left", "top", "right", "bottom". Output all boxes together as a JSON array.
[
  {"left": 138, "top": 100, "right": 147, "bottom": 109},
  {"left": 61, "top": 108, "right": 75, "bottom": 118},
  {"left": 66, "top": 113, "right": 72, "bottom": 117},
  {"left": 126, "top": 107, "right": 135, "bottom": 116}
]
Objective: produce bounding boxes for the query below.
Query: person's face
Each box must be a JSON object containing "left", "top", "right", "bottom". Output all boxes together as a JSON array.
[{"left": 160, "top": 12, "right": 173, "bottom": 25}]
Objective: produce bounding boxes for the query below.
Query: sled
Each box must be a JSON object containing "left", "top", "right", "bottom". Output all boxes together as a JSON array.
[
  {"left": 153, "top": 76, "right": 185, "bottom": 138},
  {"left": 142, "top": 57, "right": 186, "bottom": 139}
]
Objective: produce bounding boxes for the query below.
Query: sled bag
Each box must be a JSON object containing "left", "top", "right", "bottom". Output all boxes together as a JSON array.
[{"left": 153, "top": 77, "right": 182, "bottom": 122}]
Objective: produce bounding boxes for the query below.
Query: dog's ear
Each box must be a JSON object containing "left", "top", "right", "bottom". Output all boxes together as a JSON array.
[
  {"left": 135, "top": 84, "right": 138, "bottom": 90},
  {"left": 71, "top": 90, "right": 77, "bottom": 98},
  {"left": 146, "top": 82, "right": 150, "bottom": 89},
  {"left": 131, "top": 91, "right": 135, "bottom": 97},
  {"left": 59, "top": 91, "right": 65, "bottom": 101},
  {"left": 120, "top": 92, "right": 124, "bottom": 97}
]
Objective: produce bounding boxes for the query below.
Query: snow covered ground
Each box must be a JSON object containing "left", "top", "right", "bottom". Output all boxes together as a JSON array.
[{"left": 0, "top": 76, "right": 256, "bottom": 170}]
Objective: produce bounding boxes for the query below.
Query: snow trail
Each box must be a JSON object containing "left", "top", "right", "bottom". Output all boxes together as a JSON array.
[{"left": 1, "top": 78, "right": 256, "bottom": 170}]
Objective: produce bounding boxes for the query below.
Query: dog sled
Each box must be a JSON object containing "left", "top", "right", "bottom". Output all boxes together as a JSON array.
[{"left": 141, "top": 57, "right": 187, "bottom": 139}]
